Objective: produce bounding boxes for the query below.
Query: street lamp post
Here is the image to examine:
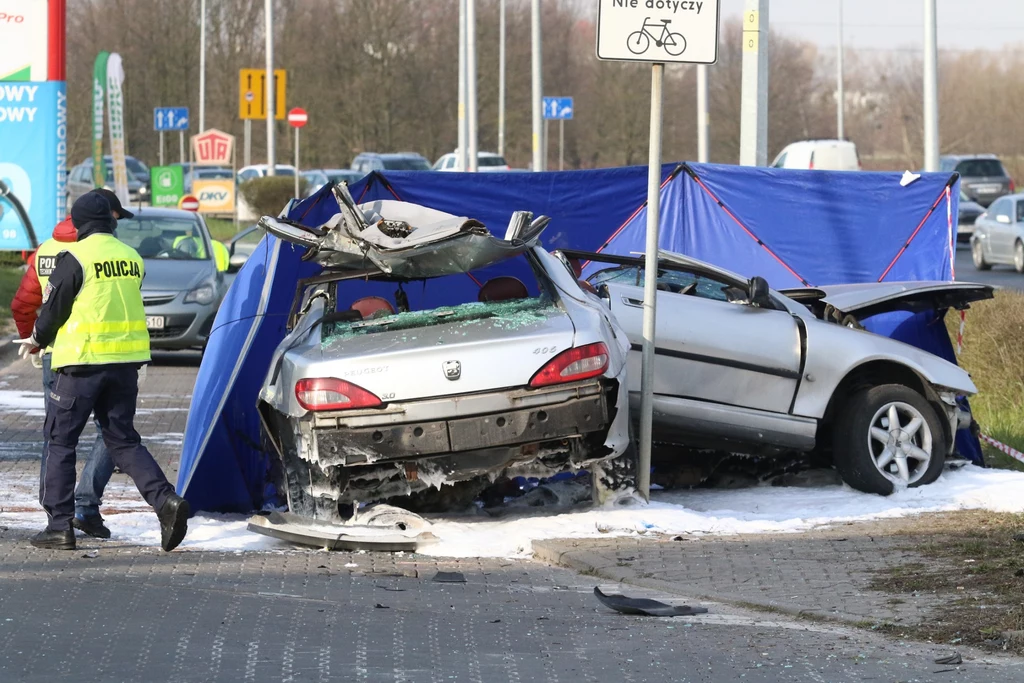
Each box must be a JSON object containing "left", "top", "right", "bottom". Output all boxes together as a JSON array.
[
  {"left": 457, "top": 0, "right": 468, "bottom": 171},
  {"left": 467, "top": 0, "right": 478, "bottom": 172},
  {"left": 837, "top": 0, "right": 844, "bottom": 140},
  {"left": 923, "top": 0, "right": 939, "bottom": 171},
  {"left": 265, "top": 0, "right": 275, "bottom": 175},
  {"left": 531, "top": 0, "right": 543, "bottom": 172},
  {"left": 498, "top": 0, "right": 506, "bottom": 159},
  {"left": 199, "top": 0, "right": 206, "bottom": 133}
]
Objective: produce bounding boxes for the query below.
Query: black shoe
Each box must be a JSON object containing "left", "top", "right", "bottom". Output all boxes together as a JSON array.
[
  {"left": 30, "top": 528, "right": 76, "bottom": 550},
  {"left": 157, "top": 494, "right": 190, "bottom": 552},
  {"left": 72, "top": 514, "right": 111, "bottom": 539}
]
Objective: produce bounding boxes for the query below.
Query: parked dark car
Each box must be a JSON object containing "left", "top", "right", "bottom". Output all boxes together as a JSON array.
[
  {"left": 67, "top": 155, "right": 150, "bottom": 206},
  {"left": 957, "top": 190, "right": 985, "bottom": 242},
  {"left": 940, "top": 155, "right": 1015, "bottom": 208}
]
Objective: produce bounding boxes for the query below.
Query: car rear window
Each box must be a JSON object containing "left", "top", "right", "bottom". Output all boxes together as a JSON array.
[
  {"left": 382, "top": 157, "right": 431, "bottom": 171},
  {"left": 478, "top": 156, "right": 508, "bottom": 168},
  {"left": 955, "top": 159, "right": 1006, "bottom": 177}
]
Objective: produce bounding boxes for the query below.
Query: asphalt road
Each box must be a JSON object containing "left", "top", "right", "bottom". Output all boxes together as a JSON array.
[{"left": 955, "top": 243, "right": 1024, "bottom": 291}]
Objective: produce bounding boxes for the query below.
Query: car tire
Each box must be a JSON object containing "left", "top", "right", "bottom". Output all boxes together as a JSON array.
[
  {"left": 832, "top": 384, "right": 946, "bottom": 496},
  {"left": 1015, "top": 240, "right": 1024, "bottom": 274},
  {"left": 972, "top": 239, "right": 991, "bottom": 271}
]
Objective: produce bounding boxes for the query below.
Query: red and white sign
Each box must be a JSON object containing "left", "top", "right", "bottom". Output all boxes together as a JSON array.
[
  {"left": 178, "top": 194, "right": 200, "bottom": 212},
  {"left": 287, "top": 107, "right": 308, "bottom": 128},
  {"left": 191, "top": 128, "right": 235, "bottom": 166}
]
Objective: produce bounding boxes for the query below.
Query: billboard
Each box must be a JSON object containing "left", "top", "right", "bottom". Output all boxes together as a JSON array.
[
  {"left": 193, "top": 178, "right": 236, "bottom": 215},
  {"left": 0, "top": 1, "right": 49, "bottom": 82},
  {"left": 0, "top": 80, "right": 66, "bottom": 248}
]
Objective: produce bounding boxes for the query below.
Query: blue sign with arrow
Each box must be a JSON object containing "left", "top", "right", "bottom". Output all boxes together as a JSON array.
[
  {"left": 154, "top": 107, "right": 190, "bottom": 131},
  {"left": 542, "top": 97, "right": 574, "bottom": 120}
]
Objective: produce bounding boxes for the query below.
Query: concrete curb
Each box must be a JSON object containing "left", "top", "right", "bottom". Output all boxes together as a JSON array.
[{"left": 532, "top": 539, "right": 872, "bottom": 626}]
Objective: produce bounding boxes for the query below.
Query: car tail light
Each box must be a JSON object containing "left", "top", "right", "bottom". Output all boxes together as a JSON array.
[
  {"left": 295, "top": 378, "right": 382, "bottom": 411},
  {"left": 529, "top": 342, "right": 609, "bottom": 388}
]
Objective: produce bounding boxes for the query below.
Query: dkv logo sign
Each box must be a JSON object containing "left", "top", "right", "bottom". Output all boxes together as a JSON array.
[
  {"left": 191, "top": 179, "right": 235, "bottom": 213},
  {"left": 199, "top": 190, "right": 228, "bottom": 202}
]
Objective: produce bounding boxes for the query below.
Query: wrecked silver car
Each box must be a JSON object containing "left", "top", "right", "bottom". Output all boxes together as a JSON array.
[
  {"left": 256, "top": 186, "right": 632, "bottom": 519},
  {"left": 571, "top": 249, "right": 993, "bottom": 496}
]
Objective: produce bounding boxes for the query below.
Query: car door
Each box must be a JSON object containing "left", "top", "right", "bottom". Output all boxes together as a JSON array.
[
  {"left": 598, "top": 264, "right": 802, "bottom": 415},
  {"left": 986, "top": 197, "right": 1013, "bottom": 260}
]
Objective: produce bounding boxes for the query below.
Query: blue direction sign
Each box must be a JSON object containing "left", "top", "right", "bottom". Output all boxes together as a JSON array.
[
  {"left": 154, "top": 107, "right": 190, "bottom": 131},
  {"left": 542, "top": 97, "right": 574, "bottom": 120}
]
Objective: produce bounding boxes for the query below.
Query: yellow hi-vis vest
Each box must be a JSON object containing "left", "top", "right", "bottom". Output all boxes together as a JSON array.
[
  {"left": 34, "top": 238, "right": 66, "bottom": 290},
  {"left": 34, "top": 238, "right": 67, "bottom": 355},
  {"left": 50, "top": 233, "right": 152, "bottom": 369}
]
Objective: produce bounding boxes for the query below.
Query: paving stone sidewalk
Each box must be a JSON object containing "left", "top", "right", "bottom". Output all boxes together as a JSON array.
[{"left": 534, "top": 521, "right": 957, "bottom": 627}]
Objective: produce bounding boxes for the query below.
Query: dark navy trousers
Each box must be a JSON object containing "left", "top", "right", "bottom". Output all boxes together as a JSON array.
[{"left": 41, "top": 364, "right": 174, "bottom": 532}]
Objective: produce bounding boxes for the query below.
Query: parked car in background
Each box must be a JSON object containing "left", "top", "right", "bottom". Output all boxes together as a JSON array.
[
  {"left": 255, "top": 186, "right": 632, "bottom": 517},
  {"left": 573, "top": 249, "right": 992, "bottom": 496},
  {"left": 770, "top": 140, "right": 860, "bottom": 171},
  {"left": 237, "top": 164, "right": 297, "bottom": 183},
  {"left": 350, "top": 152, "right": 431, "bottom": 174},
  {"left": 67, "top": 155, "right": 150, "bottom": 206},
  {"left": 941, "top": 155, "right": 1014, "bottom": 207},
  {"left": 957, "top": 190, "right": 985, "bottom": 242},
  {"left": 302, "top": 168, "right": 366, "bottom": 197},
  {"left": 970, "top": 193, "right": 1024, "bottom": 273},
  {"left": 433, "top": 151, "right": 511, "bottom": 172},
  {"left": 113, "top": 207, "right": 229, "bottom": 351},
  {"left": 184, "top": 166, "right": 234, "bottom": 193}
]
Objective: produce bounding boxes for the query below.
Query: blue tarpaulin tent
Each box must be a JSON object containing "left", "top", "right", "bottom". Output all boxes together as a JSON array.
[{"left": 177, "top": 162, "right": 976, "bottom": 514}]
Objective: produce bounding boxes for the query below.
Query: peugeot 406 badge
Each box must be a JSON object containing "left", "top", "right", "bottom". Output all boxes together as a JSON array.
[{"left": 442, "top": 360, "right": 461, "bottom": 381}]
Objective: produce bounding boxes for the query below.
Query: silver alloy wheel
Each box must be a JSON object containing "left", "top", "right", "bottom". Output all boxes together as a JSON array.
[
  {"left": 867, "top": 401, "right": 933, "bottom": 486},
  {"left": 972, "top": 240, "right": 985, "bottom": 268}
]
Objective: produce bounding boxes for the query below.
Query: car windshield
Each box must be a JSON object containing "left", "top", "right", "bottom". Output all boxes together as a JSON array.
[
  {"left": 115, "top": 216, "right": 211, "bottom": 261},
  {"left": 588, "top": 265, "right": 737, "bottom": 302},
  {"left": 478, "top": 156, "right": 508, "bottom": 167},
  {"left": 273, "top": 167, "right": 296, "bottom": 176},
  {"left": 197, "top": 169, "right": 233, "bottom": 179},
  {"left": 381, "top": 157, "right": 431, "bottom": 171},
  {"left": 956, "top": 159, "right": 1006, "bottom": 177}
]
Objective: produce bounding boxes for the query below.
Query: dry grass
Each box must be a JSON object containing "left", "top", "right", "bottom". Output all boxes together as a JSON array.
[
  {"left": 868, "top": 511, "right": 1024, "bottom": 654},
  {"left": 947, "top": 291, "right": 1024, "bottom": 469}
]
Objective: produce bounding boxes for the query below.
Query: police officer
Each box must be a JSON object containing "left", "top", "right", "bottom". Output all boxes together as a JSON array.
[{"left": 17, "top": 190, "right": 189, "bottom": 551}]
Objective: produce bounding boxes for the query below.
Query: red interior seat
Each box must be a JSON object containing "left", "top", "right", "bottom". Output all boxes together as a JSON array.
[
  {"left": 478, "top": 276, "right": 529, "bottom": 302},
  {"left": 350, "top": 296, "right": 396, "bottom": 319}
]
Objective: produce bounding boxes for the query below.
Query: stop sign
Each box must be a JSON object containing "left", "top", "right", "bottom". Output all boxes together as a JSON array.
[
  {"left": 179, "top": 195, "right": 200, "bottom": 212},
  {"left": 288, "top": 107, "right": 308, "bottom": 128}
]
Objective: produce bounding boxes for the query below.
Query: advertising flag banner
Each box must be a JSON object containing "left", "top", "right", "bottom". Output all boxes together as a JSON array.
[
  {"left": 91, "top": 51, "right": 108, "bottom": 187},
  {"left": 150, "top": 165, "right": 184, "bottom": 208},
  {"left": 105, "top": 52, "right": 129, "bottom": 206},
  {"left": 0, "top": 81, "right": 67, "bottom": 249}
]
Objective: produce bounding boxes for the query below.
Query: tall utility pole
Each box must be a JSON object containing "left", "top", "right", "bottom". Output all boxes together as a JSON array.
[
  {"left": 922, "top": 0, "right": 939, "bottom": 171},
  {"left": 457, "top": 0, "right": 468, "bottom": 171},
  {"left": 697, "top": 65, "right": 709, "bottom": 162},
  {"left": 199, "top": 0, "right": 206, "bottom": 132},
  {"left": 467, "top": 0, "right": 478, "bottom": 172},
  {"left": 739, "top": 0, "right": 769, "bottom": 166},
  {"left": 531, "top": 0, "right": 543, "bottom": 172},
  {"left": 265, "top": 0, "right": 275, "bottom": 175},
  {"left": 836, "top": 0, "right": 844, "bottom": 140},
  {"left": 498, "top": 0, "right": 506, "bottom": 158}
]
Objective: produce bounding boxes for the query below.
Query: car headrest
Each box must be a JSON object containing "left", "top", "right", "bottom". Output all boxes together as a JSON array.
[
  {"left": 350, "top": 296, "right": 396, "bottom": 319},
  {"left": 478, "top": 276, "right": 529, "bottom": 303}
]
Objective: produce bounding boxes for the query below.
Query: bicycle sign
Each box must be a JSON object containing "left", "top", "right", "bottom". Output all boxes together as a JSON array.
[{"left": 597, "top": 0, "right": 720, "bottom": 64}]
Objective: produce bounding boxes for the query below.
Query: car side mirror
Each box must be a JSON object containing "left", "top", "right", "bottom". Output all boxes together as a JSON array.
[
  {"left": 227, "top": 253, "right": 246, "bottom": 274},
  {"left": 747, "top": 276, "right": 772, "bottom": 308}
]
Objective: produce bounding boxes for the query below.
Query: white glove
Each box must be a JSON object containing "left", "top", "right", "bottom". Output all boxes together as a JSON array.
[
  {"left": 29, "top": 353, "right": 43, "bottom": 369},
  {"left": 12, "top": 335, "right": 39, "bottom": 361},
  {"left": 137, "top": 364, "right": 148, "bottom": 388}
]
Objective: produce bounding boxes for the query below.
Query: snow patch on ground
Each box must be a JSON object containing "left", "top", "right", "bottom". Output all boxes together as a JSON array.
[
  {"left": 0, "top": 390, "right": 45, "bottom": 417},
  {"left": 3, "top": 465, "right": 1024, "bottom": 558}
]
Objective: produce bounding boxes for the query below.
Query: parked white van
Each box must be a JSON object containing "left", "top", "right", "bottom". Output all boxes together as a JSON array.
[{"left": 771, "top": 140, "right": 861, "bottom": 171}]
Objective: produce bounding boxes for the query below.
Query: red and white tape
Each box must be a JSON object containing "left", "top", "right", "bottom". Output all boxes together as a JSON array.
[{"left": 980, "top": 433, "right": 1024, "bottom": 465}]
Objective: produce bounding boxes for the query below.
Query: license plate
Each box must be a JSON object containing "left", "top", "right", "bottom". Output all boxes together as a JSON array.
[
  {"left": 977, "top": 184, "right": 1001, "bottom": 193},
  {"left": 146, "top": 316, "right": 165, "bottom": 330}
]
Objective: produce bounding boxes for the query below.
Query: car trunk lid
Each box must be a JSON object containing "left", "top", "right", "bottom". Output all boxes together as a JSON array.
[
  {"left": 782, "top": 281, "right": 995, "bottom": 321},
  {"left": 308, "top": 298, "right": 578, "bottom": 402}
]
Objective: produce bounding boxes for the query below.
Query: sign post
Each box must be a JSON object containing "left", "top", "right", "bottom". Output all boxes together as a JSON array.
[
  {"left": 542, "top": 97, "right": 573, "bottom": 171},
  {"left": 597, "top": 0, "right": 720, "bottom": 501},
  {"left": 154, "top": 107, "right": 189, "bottom": 170},
  {"left": 287, "top": 107, "right": 308, "bottom": 199}
]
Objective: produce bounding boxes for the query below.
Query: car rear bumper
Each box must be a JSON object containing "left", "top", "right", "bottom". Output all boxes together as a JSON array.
[{"left": 308, "top": 380, "right": 610, "bottom": 466}]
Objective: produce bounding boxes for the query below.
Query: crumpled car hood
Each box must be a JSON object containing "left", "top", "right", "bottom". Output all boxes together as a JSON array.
[
  {"left": 781, "top": 281, "right": 995, "bottom": 320},
  {"left": 259, "top": 183, "right": 548, "bottom": 279}
]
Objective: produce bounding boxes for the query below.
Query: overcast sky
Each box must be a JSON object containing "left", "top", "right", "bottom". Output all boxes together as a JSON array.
[{"left": 719, "top": 0, "right": 1024, "bottom": 53}]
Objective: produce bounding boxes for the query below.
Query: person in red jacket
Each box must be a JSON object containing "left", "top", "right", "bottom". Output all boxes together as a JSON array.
[{"left": 10, "top": 217, "right": 114, "bottom": 539}]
